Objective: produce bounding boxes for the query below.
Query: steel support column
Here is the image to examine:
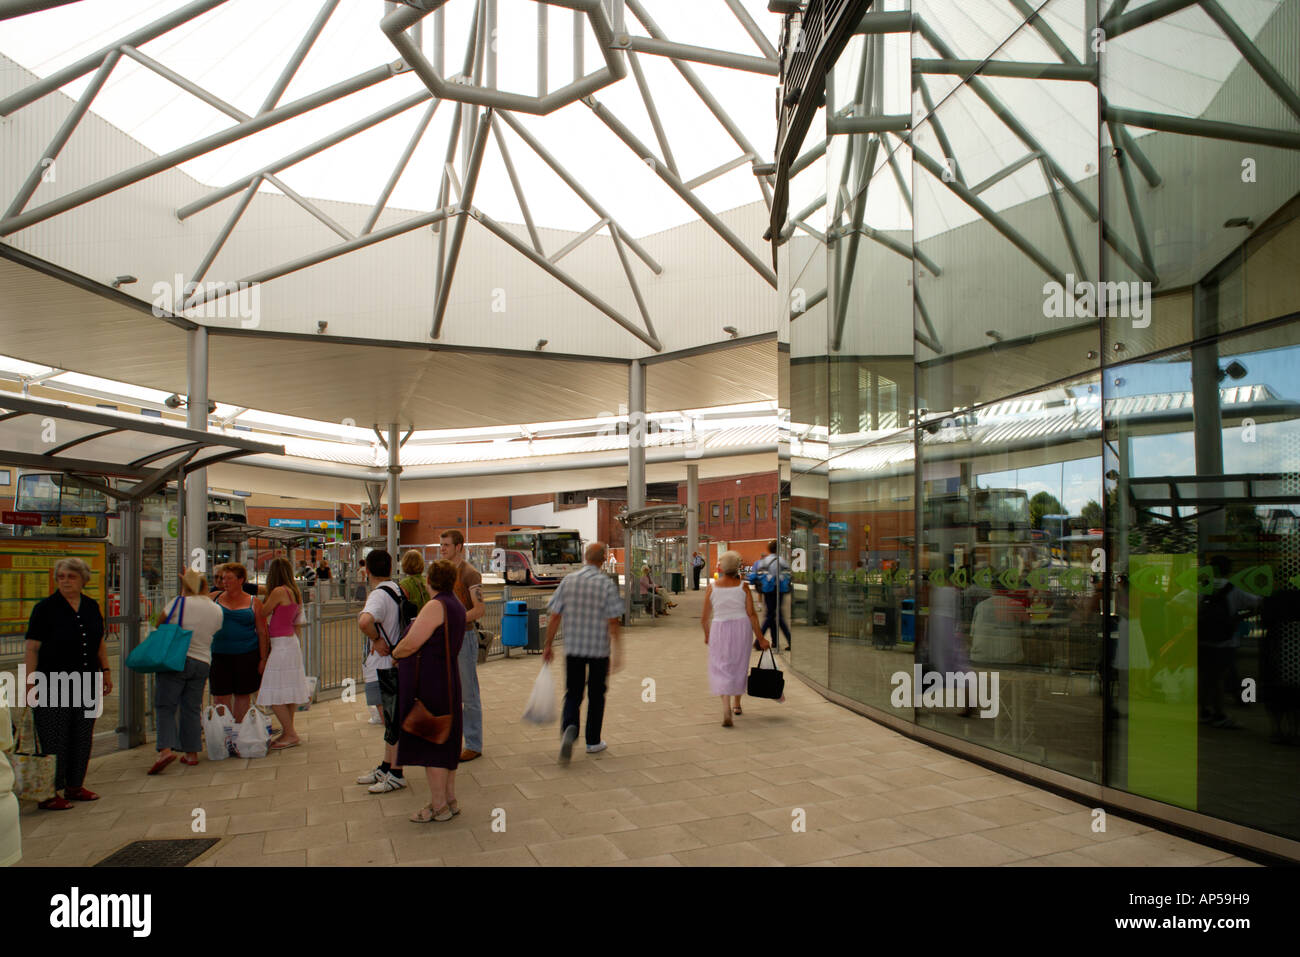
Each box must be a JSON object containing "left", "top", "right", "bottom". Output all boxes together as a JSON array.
[
  {"left": 118, "top": 498, "right": 144, "bottom": 750},
  {"left": 687, "top": 463, "right": 699, "bottom": 587},
  {"left": 185, "top": 327, "right": 209, "bottom": 577},
  {"left": 386, "top": 423, "right": 401, "bottom": 559},
  {"left": 628, "top": 360, "right": 646, "bottom": 514}
]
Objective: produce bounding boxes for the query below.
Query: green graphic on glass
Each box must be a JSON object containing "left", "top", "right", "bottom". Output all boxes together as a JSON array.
[{"left": 1127, "top": 554, "right": 1197, "bottom": 811}]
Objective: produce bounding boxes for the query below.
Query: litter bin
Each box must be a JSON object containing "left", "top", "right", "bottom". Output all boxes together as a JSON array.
[
  {"left": 502, "top": 600, "right": 529, "bottom": 648},
  {"left": 899, "top": 598, "right": 915, "bottom": 646},
  {"left": 870, "top": 605, "right": 897, "bottom": 649},
  {"left": 527, "top": 607, "right": 546, "bottom": 652},
  {"left": 670, "top": 572, "right": 684, "bottom": 594}
]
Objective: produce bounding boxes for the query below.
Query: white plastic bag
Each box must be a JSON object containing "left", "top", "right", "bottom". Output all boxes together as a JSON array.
[
  {"left": 521, "top": 663, "right": 557, "bottom": 724},
  {"left": 296, "top": 676, "right": 319, "bottom": 712},
  {"left": 203, "top": 704, "right": 234, "bottom": 762},
  {"left": 235, "top": 705, "right": 270, "bottom": 759}
]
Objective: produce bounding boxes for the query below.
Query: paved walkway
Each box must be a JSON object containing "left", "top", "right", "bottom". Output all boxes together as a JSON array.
[{"left": 18, "top": 590, "right": 1253, "bottom": 866}]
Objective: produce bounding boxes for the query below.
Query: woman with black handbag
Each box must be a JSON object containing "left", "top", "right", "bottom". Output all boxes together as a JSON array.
[
  {"left": 391, "top": 559, "right": 465, "bottom": 823},
  {"left": 703, "top": 550, "right": 769, "bottom": 727}
]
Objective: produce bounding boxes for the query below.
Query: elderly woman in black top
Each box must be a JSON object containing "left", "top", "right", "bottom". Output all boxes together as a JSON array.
[{"left": 22, "top": 557, "right": 110, "bottom": 811}]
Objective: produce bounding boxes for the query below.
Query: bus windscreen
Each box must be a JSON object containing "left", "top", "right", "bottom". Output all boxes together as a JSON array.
[{"left": 537, "top": 532, "right": 582, "bottom": 566}]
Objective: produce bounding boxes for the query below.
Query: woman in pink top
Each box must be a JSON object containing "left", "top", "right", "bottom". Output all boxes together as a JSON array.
[{"left": 257, "top": 557, "right": 310, "bottom": 749}]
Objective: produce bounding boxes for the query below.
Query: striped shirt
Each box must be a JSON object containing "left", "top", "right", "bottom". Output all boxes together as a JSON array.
[{"left": 548, "top": 564, "right": 623, "bottom": 659}]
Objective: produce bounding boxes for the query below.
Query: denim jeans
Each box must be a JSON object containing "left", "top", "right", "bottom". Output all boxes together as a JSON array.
[
  {"left": 762, "top": 590, "right": 791, "bottom": 646},
  {"left": 156, "top": 656, "right": 211, "bottom": 753},
  {"left": 458, "top": 627, "right": 483, "bottom": 752}
]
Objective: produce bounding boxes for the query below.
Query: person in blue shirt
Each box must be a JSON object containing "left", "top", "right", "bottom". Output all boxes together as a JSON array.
[{"left": 750, "top": 540, "right": 792, "bottom": 651}]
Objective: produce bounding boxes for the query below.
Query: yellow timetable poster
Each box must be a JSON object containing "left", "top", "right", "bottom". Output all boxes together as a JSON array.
[{"left": 0, "top": 539, "right": 107, "bottom": 634}]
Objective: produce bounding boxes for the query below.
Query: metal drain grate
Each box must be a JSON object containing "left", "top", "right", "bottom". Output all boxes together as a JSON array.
[{"left": 93, "top": 838, "right": 221, "bottom": 867}]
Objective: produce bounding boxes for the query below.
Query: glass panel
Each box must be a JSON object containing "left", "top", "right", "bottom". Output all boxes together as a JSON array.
[
  {"left": 1106, "top": 305, "right": 1300, "bottom": 844},
  {"left": 912, "top": 0, "right": 1102, "bottom": 414},
  {"left": 916, "top": 373, "right": 1105, "bottom": 779}
]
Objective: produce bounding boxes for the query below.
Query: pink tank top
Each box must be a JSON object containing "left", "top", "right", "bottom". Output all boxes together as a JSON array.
[{"left": 269, "top": 603, "right": 299, "bottom": 638}]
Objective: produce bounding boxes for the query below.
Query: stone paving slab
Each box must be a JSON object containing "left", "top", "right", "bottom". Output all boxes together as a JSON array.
[{"left": 14, "top": 590, "right": 1253, "bottom": 866}]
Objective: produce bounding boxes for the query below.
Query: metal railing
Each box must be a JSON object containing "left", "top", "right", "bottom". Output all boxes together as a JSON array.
[{"left": 304, "top": 592, "right": 563, "bottom": 694}]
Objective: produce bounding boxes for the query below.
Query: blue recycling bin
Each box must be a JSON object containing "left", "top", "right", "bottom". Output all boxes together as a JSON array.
[
  {"left": 502, "top": 600, "right": 529, "bottom": 648},
  {"left": 899, "top": 598, "right": 916, "bottom": 646}
]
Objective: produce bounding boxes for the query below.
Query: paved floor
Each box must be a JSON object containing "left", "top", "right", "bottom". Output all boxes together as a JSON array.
[{"left": 17, "top": 590, "right": 1254, "bottom": 866}]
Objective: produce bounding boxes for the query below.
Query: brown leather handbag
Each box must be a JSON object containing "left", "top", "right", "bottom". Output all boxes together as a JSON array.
[{"left": 401, "top": 610, "right": 454, "bottom": 745}]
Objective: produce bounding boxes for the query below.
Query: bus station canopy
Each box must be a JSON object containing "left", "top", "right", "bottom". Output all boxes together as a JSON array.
[
  {"left": 0, "top": 393, "right": 283, "bottom": 499},
  {"left": 206, "top": 520, "right": 326, "bottom": 548}
]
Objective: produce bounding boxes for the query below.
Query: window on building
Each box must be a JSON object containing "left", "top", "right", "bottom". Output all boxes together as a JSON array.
[
  {"left": 741, "top": 497, "right": 751, "bottom": 520},
  {"left": 724, "top": 501, "right": 733, "bottom": 522},
  {"left": 710, "top": 501, "right": 719, "bottom": 520},
  {"left": 755, "top": 494, "right": 766, "bottom": 520}
]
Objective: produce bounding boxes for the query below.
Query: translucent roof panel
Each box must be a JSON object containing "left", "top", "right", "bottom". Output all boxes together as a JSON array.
[{"left": 0, "top": 0, "right": 783, "bottom": 237}]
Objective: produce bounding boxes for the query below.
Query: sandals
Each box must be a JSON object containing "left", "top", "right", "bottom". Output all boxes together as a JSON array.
[
  {"left": 733, "top": 706, "right": 743, "bottom": 716},
  {"left": 148, "top": 753, "right": 177, "bottom": 775},
  {"left": 179, "top": 756, "right": 199, "bottom": 766},
  {"left": 410, "top": 804, "right": 454, "bottom": 823},
  {"left": 270, "top": 738, "right": 301, "bottom": 750}
]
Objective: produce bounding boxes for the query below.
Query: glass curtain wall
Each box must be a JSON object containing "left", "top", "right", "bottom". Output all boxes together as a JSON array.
[{"left": 779, "top": 0, "right": 1300, "bottom": 844}]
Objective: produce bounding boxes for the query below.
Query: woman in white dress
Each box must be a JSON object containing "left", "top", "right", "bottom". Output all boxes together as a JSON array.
[
  {"left": 702, "top": 550, "right": 768, "bottom": 727},
  {"left": 257, "top": 557, "right": 310, "bottom": 749}
]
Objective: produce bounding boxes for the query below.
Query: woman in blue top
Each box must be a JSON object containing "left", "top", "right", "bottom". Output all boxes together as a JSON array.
[{"left": 210, "top": 563, "right": 267, "bottom": 724}]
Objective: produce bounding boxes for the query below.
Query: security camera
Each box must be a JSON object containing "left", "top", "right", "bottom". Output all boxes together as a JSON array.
[
  {"left": 164, "top": 394, "right": 183, "bottom": 409},
  {"left": 317, "top": 320, "right": 328, "bottom": 333}
]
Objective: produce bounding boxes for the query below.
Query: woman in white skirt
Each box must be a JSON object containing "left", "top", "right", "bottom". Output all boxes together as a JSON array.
[
  {"left": 702, "top": 550, "right": 768, "bottom": 727},
  {"left": 257, "top": 557, "right": 310, "bottom": 750}
]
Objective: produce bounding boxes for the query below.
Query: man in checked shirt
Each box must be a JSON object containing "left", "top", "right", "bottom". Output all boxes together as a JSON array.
[{"left": 544, "top": 542, "right": 624, "bottom": 764}]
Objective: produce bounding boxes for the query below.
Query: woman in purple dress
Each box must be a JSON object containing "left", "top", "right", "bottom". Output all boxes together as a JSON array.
[
  {"left": 392, "top": 558, "right": 465, "bottom": 823},
  {"left": 702, "top": 550, "right": 768, "bottom": 727}
]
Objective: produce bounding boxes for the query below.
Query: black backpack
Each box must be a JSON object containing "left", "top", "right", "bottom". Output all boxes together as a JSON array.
[{"left": 376, "top": 581, "right": 419, "bottom": 651}]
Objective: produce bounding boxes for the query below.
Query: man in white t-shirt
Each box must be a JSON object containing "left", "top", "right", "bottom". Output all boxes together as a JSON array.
[{"left": 354, "top": 550, "right": 408, "bottom": 794}]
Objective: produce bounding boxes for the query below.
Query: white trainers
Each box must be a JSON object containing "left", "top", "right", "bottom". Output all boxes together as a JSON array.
[
  {"left": 367, "top": 706, "right": 382, "bottom": 725},
  {"left": 356, "top": 766, "right": 385, "bottom": 785},
  {"left": 586, "top": 741, "right": 607, "bottom": 754},
  {"left": 367, "top": 770, "right": 408, "bottom": 793}
]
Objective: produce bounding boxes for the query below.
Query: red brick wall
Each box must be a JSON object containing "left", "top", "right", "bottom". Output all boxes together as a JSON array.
[
  {"left": 682, "top": 472, "right": 779, "bottom": 546},
  {"left": 511, "top": 493, "right": 551, "bottom": 508}
]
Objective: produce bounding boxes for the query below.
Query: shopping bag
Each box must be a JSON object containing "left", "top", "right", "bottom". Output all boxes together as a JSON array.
[
  {"left": 521, "top": 663, "right": 557, "bottom": 724},
  {"left": 235, "top": 706, "right": 270, "bottom": 759},
  {"left": 203, "top": 704, "right": 234, "bottom": 762},
  {"left": 126, "top": 597, "right": 192, "bottom": 674},
  {"left": 297, "top": 676, "right": 319, "bottom": 712},
  {"left": 746, "top": 648, "right": 785, "bottom": 700},
  {"left": 10, "top": 709, "right": 56, "bottom": 802}
]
